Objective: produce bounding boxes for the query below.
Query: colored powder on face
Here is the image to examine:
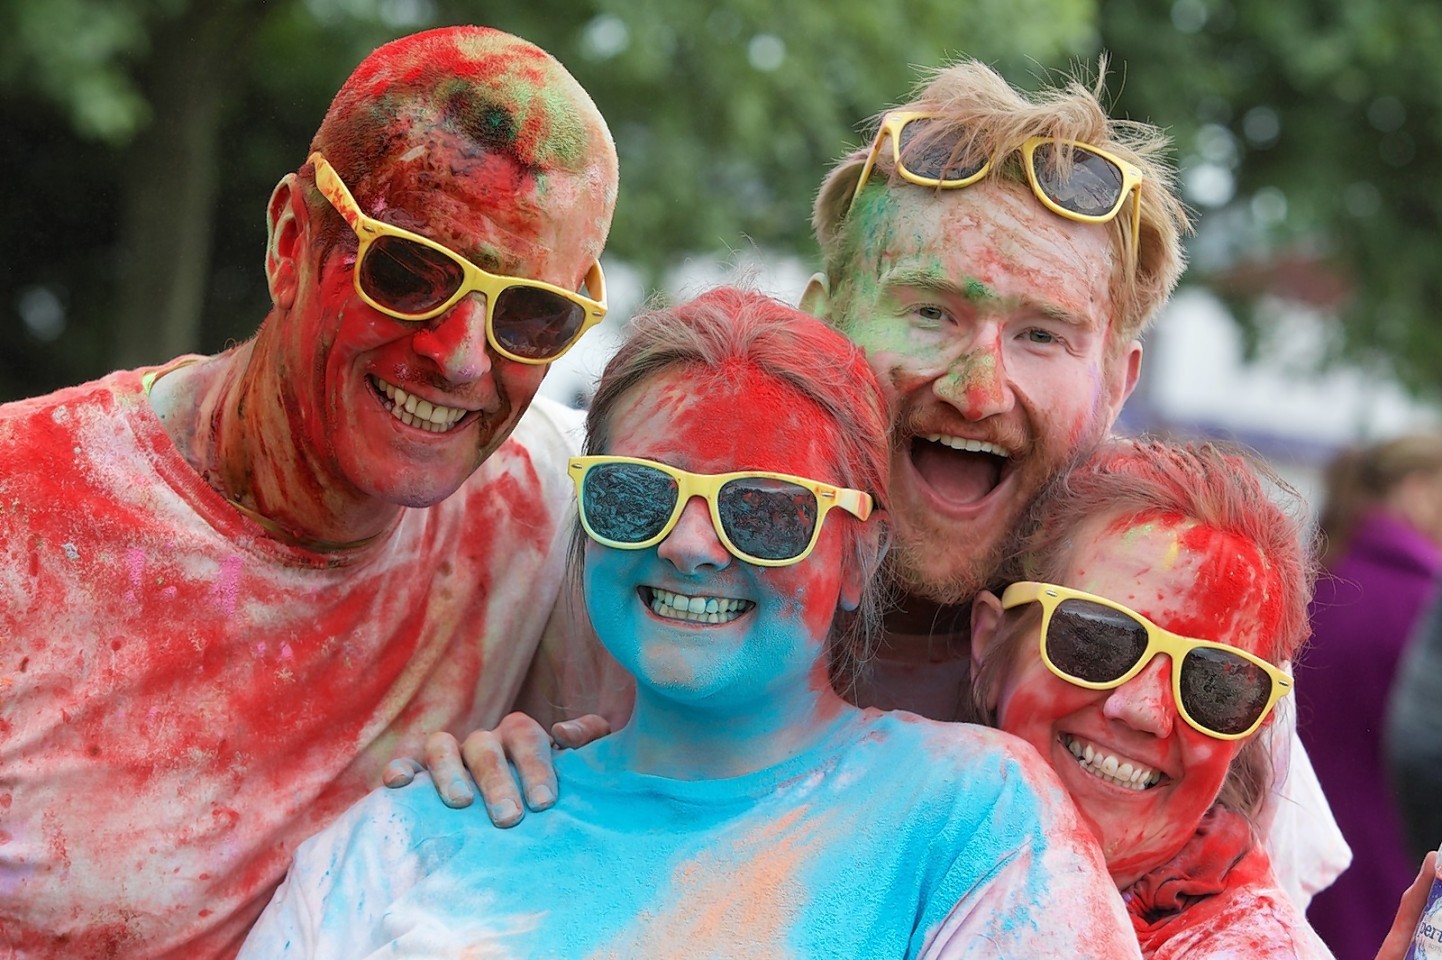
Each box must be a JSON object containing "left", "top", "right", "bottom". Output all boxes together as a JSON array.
[
  {"left": 1096, "top": 509, "right": 1280, "bottom": 654},
  {"left": 964, "top": 277, "right": 992, "bottom": 301},
  {"left": 1100, "top": 510, "right": 1185, "bottom": 543},
  {"left": 1176, "top": 522, "right": 1282, "bottom": 655},
  {"left": 635, "top": 362, "right": 839, "bottom": 478},
  {"left": 936, "top": 350, "right": 1002, "bottom": 412}
]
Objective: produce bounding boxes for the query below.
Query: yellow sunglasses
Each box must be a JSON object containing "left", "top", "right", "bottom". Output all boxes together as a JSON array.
[
  {"left": 309, "top": 152, "right": 607, "bottom": 365},
  {"left": 568, "top": 455, "right": 873, "bottom": 567},
  {"left": 849, "top": 110, "right": 1144, "bottom": 265},
  {"left": 1001, "top": 581, "right": 1292, "bottom": 740}
]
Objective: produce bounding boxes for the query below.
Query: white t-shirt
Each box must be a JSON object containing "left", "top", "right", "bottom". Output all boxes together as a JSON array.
[
  {"left": 0, "top": 370, "right": 621, "bottom": 958},
  {"left": 243, "top": 710, "right": 1143, "bottom": 959}
]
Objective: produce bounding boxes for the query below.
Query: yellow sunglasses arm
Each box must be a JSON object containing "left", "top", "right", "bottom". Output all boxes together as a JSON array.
[
  {"left": 828, "top": 487, "right": 873, "bottom": 522},
  {"left": 1000, "top": 581, "right": 1047, "bottom": 609}
]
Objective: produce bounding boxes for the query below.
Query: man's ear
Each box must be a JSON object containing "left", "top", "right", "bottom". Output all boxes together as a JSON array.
[
  {"left": 969, "top": 590, "right": 1005, "bottom": 712},
  {"left": 265, "top": 174, "right": 308, "bottom": 311},
  {"left": 799, "top": 272, "right": 830, "bottom": 320},
  {"left": 1106, "top": 339, "right": 1143, "bottom": 424}
]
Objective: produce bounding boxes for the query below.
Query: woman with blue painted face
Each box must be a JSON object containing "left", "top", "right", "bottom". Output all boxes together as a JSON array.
[{"left": 240, "top": 287, "right": 1139, "bottom": 958}]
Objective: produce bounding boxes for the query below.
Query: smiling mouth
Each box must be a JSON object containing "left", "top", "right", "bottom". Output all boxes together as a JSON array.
[
  {"left": 642, "top": 587, "right": 754, "bottom": 625},
  {"left": 909, "top": 434, "right": 1013, "bottom": 506},
  {"left": 370, "top": 375, "right": 471, "bottom": 433},
  {"left": 1061, "top": 734, "right": 1165, "bottom": 792}
]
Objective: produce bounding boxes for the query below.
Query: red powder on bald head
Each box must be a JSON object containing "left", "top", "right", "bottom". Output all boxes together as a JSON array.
[{"left": 314, "top": 26, "right": 613, "bottom": 177}]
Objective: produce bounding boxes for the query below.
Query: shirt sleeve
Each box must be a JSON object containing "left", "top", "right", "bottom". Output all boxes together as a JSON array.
[
  {"left": 1255, "top": 697, "right": 1353, "bottom": 909},
  {"left": 238, "top": 786, "right": 426, "bottom": 960},
  {"left": 917, "top": 839, "right": 1142, "bottom": 959},
  {"left": 914, "top": 741, "right": 1142, "bottom": 960}
]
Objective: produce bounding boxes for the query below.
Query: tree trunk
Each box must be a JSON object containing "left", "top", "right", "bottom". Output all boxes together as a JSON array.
[{"left": 111, "top": 0, "right": 264, "bottom": 370}]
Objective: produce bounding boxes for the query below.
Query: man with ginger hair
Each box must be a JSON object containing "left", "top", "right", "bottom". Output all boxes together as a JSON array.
[
  {"left": 0, "top": 26, "right": 618, "bottom": 958},
  {"left": 803, "top": 57, "right": 1348, "bottom": 909},
  {"left": 425, "top": 56, "right": 1350, "bottom": 913}
]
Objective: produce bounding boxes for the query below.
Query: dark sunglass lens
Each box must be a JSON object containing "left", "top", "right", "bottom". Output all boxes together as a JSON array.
[
  {"left": 717, "top": 478, "right": 818, "bottom": 561},
  {"left": 897, "top": 119, "right": 986, "bottom": 182},
  {"left": 581, "top": 463, "right": 677, "bottom": 544},
  {"left": 492, "top": 287, "right": 585, "bottom": 360},
  {"left": 1046, "top": 600, "right": 1150, "bottom": 683},
  {"left": 360, "top": 236, "right": 466, "bottom": 315},
  {"left": 1031, "top": 143, "right": 1126, "bottom": 217},
  {"left": 1179, "top": 648, "right": 1272, "bottom": 735}
]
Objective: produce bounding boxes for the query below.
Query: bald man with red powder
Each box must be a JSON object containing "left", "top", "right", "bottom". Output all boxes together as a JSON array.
[{"left": 0, "top": 27, "right": 623, "bottom": 959}]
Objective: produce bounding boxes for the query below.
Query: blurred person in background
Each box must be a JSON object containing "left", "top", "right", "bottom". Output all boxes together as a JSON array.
[
  {"left": 1388, "top": 591, "right": 1442, "bottom": 859},
  {"left": 1384, "top": 434, "right": 1442, "bottom": 861},
  {"left": 1297, "top": 432, "right": 1442, "bottom": 959}
]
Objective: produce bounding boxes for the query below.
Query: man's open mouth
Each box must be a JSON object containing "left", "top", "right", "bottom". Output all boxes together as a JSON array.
[
  {"left": 908, "top": 434, "right": 1012, "bottom": 505},
  {"left": 370, "top": 375, "right": 471, "bottom": 433},
  {"left": 642, "top": 587, "right": 754, "bottom": 625}
]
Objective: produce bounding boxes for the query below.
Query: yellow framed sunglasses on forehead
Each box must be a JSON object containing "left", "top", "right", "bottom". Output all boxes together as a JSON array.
[
  {"left": 568, "top": 456, "right": 873, "bottom": 567},
  {"left": 308, "top": 152, "right": 607, "bottom": 365},
  {"left": 1001, "top": 581, "right": 1292, "bottom": 741},
  {"left": 849, "top": 110, "right": 1145, "bottom": 266}
]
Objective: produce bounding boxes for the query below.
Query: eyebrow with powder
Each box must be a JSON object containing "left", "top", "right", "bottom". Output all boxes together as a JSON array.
[
  {"left": 879, "top": 265, "right": 1089, "bottom": 328},
  {"left": 879, "top": 266, "right": 995, "bottom": 303}
]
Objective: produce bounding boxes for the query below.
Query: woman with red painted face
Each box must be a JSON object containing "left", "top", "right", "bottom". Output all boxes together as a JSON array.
[
  {"left": 966, "top": 439, "right": 1332, "bottom": 958},
  {"left": 241, "top": 288, "right": 1141, "bottom": 958}
]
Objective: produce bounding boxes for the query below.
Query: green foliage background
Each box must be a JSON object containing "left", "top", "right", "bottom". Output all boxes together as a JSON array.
[{"left": 1, "top": 0, "right": 1437, "bottom": 402}]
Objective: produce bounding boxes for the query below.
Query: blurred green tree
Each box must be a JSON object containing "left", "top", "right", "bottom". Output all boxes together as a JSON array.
[
  {"left": 5, "top": 0, "right": 1437, "bottom": 403},
  {"left": 0, "top": 0, "right": 1094, "bottom": 399},
  {"left": 1100, "top": 0, "right": 1442, "bottom": 397}
]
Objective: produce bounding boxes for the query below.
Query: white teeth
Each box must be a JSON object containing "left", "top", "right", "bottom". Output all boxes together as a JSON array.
[
  {"left": 372, "top": 377, "right": 469, "bottom": 432},
  {"left": 649, "top": 588, "right": 752, "bottom": 624},
  {"left": 1063, "top": 735, "right": 1161, "bottom": 792},
  {"left": 921, "top": 434, "right": 1011, "bottom": 457}
]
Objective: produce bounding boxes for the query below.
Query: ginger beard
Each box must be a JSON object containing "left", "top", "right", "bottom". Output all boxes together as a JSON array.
[
  {"left": 824, "top": 181, "right": 1134, "bottom": 606},
  {"left": 990, "top": 513, "right": 1285, "bottom": 888}
]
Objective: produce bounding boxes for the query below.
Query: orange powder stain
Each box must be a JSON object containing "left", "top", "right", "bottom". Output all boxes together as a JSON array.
[{"left": 587, "top": 806, "right": 831, "bottom": 959}]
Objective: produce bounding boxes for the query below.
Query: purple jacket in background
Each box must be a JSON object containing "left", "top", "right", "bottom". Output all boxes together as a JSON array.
[{"left": 1297, "top": 510, "right": 1441, "bottom": 960}]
